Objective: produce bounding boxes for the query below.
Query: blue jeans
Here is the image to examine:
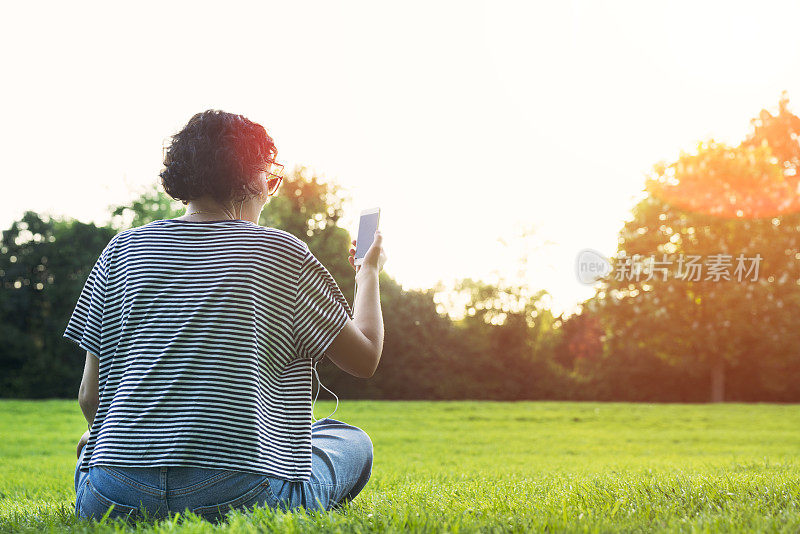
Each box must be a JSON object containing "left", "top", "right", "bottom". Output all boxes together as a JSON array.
[{"left": 74, "top": 418, "right": 373, "bottom": 523}]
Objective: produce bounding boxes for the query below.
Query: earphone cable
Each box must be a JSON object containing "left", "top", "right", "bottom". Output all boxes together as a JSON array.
[
  {"left": 311, "top": 360, "right": 339, "bottom": 422},
  {"left": 311, "top": 271, "right": 356, "bottom": 423}
]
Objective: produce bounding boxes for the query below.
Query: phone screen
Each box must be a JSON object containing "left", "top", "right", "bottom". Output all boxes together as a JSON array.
[{"left": 355, "top": 210, "right": 380, "bottom": 260}]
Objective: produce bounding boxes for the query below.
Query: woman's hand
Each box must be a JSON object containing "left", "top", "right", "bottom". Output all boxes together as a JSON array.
[
  {"left": 348, "top": 231, "right": 386, "bottom": 274},
  {"left": 77, "top": 429, "right": 90, "bottom": 459}
]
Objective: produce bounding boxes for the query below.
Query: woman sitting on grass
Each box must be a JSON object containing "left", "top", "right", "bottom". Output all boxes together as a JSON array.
[{"left": 66, "top": 109, "right": 386, "bottom": 523}]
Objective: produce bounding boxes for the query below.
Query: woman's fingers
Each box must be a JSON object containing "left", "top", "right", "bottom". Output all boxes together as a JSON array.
[{"left": 348, "top": 239, "right": 359, "bottom": 272}]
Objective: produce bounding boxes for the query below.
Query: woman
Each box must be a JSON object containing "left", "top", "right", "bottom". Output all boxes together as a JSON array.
[{"left": 65, "top": 109, "right": 386, "bottom": 523}]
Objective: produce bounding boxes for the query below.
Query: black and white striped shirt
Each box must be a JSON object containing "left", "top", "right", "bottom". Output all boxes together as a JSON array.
[{"left": 63, "top": 218, "right": 353, "bottom": 481}]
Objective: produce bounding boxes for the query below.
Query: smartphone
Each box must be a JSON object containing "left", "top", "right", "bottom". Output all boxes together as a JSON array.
[{"left": 354, "top": 208, "right": 381, "bottom": 266}]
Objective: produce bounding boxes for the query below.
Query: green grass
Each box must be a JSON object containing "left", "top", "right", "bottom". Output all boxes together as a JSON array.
[{"left": 1, "top": 399, "right": 799, "bottom": 532}]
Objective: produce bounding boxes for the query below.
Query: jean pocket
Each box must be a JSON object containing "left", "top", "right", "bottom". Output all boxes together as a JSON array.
[
  {"left": 191, "top": 480, "right": 277, "bottom": 523},
  {"left": 78, "top": 478, "right": 140, "bottom": 523}
]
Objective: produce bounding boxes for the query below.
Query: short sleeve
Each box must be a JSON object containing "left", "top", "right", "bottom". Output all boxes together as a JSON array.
[
  {"left": 63, "top": 250, "right": 108, "bottom": 358},
  {"left": 293, "top": 246, "right": 354, "bottom": 365}
]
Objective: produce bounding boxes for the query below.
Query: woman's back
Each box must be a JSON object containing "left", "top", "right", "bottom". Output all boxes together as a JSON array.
[{"left": 65, "top": 218, "right": 353, "bottom": 482}]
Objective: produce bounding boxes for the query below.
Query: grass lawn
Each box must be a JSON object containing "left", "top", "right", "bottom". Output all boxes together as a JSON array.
[{"left": 1, "top": 399, "right": 799, "bottom": 532}]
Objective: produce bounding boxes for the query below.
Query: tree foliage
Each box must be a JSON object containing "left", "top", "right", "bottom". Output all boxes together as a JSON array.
[
  {"left": 589, "top": 96, "right": 800, "bottom": 402},
  {"left": 0, "top": 212, "right": 116, "bottom": 397},
  {"left": 3, "top": 98, "right": 800, "bottom": 402}
]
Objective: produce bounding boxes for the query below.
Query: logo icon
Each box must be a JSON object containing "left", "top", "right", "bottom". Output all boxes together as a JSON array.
[{"left": 575, "top": 248, "right": 611, "bottom": 285}]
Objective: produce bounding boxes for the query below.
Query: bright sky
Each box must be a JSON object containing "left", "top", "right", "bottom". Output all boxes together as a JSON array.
[{"left": 2, "top": 0, "right": 800, "bottom": 315}]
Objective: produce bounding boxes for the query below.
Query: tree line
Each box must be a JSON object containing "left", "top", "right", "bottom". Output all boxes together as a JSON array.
[{"left": 2, "top": 97, "right": 800, "bottom": 402}]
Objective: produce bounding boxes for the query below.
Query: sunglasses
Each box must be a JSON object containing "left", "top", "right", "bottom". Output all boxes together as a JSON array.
[{"left": 265, "top": 161, "right": 284, "bottom": 196}]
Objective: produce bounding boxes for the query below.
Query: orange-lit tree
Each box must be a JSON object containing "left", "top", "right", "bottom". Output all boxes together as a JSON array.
[{"left": 591, "top": 96, "right": 800, "bottom": 402}]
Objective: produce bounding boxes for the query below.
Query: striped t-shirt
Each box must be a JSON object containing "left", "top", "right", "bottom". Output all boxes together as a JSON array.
[{"left": 63, "top": 218, "right": 353, "bottom": 481}]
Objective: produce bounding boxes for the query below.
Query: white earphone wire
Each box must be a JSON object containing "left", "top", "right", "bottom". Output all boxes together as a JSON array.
[
  {"left": 311, "top": 360, "right": 339, "bottom": 422},
  {"left": 312, "top": 271, "right": 357, "bottom": 423}
]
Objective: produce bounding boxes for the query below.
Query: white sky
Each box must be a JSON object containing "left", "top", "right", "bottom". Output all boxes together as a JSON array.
[{"left": 2, "top": 0, "right": 799, "bottom": 315}]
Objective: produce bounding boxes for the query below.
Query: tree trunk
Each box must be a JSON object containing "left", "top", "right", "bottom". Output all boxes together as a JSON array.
[{"left": 710, "top": 358, "right": 725, "bottom": 403}]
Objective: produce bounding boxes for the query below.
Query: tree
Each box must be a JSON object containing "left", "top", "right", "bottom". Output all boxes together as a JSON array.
[
  {"left": 438, "top": 278, "right": 562, "bottom": 399},
  {"left": 594, "top": 96, "right": 800, "bottom": 402},
  {"left": 0, "top": 211, "right": 116, "bottom": 397},
  {"left": 553, "top": 310, "right": 603, "bottom": 372},
  {"left": 108, "top": 184, "right": 185, "bottom": 231}
]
